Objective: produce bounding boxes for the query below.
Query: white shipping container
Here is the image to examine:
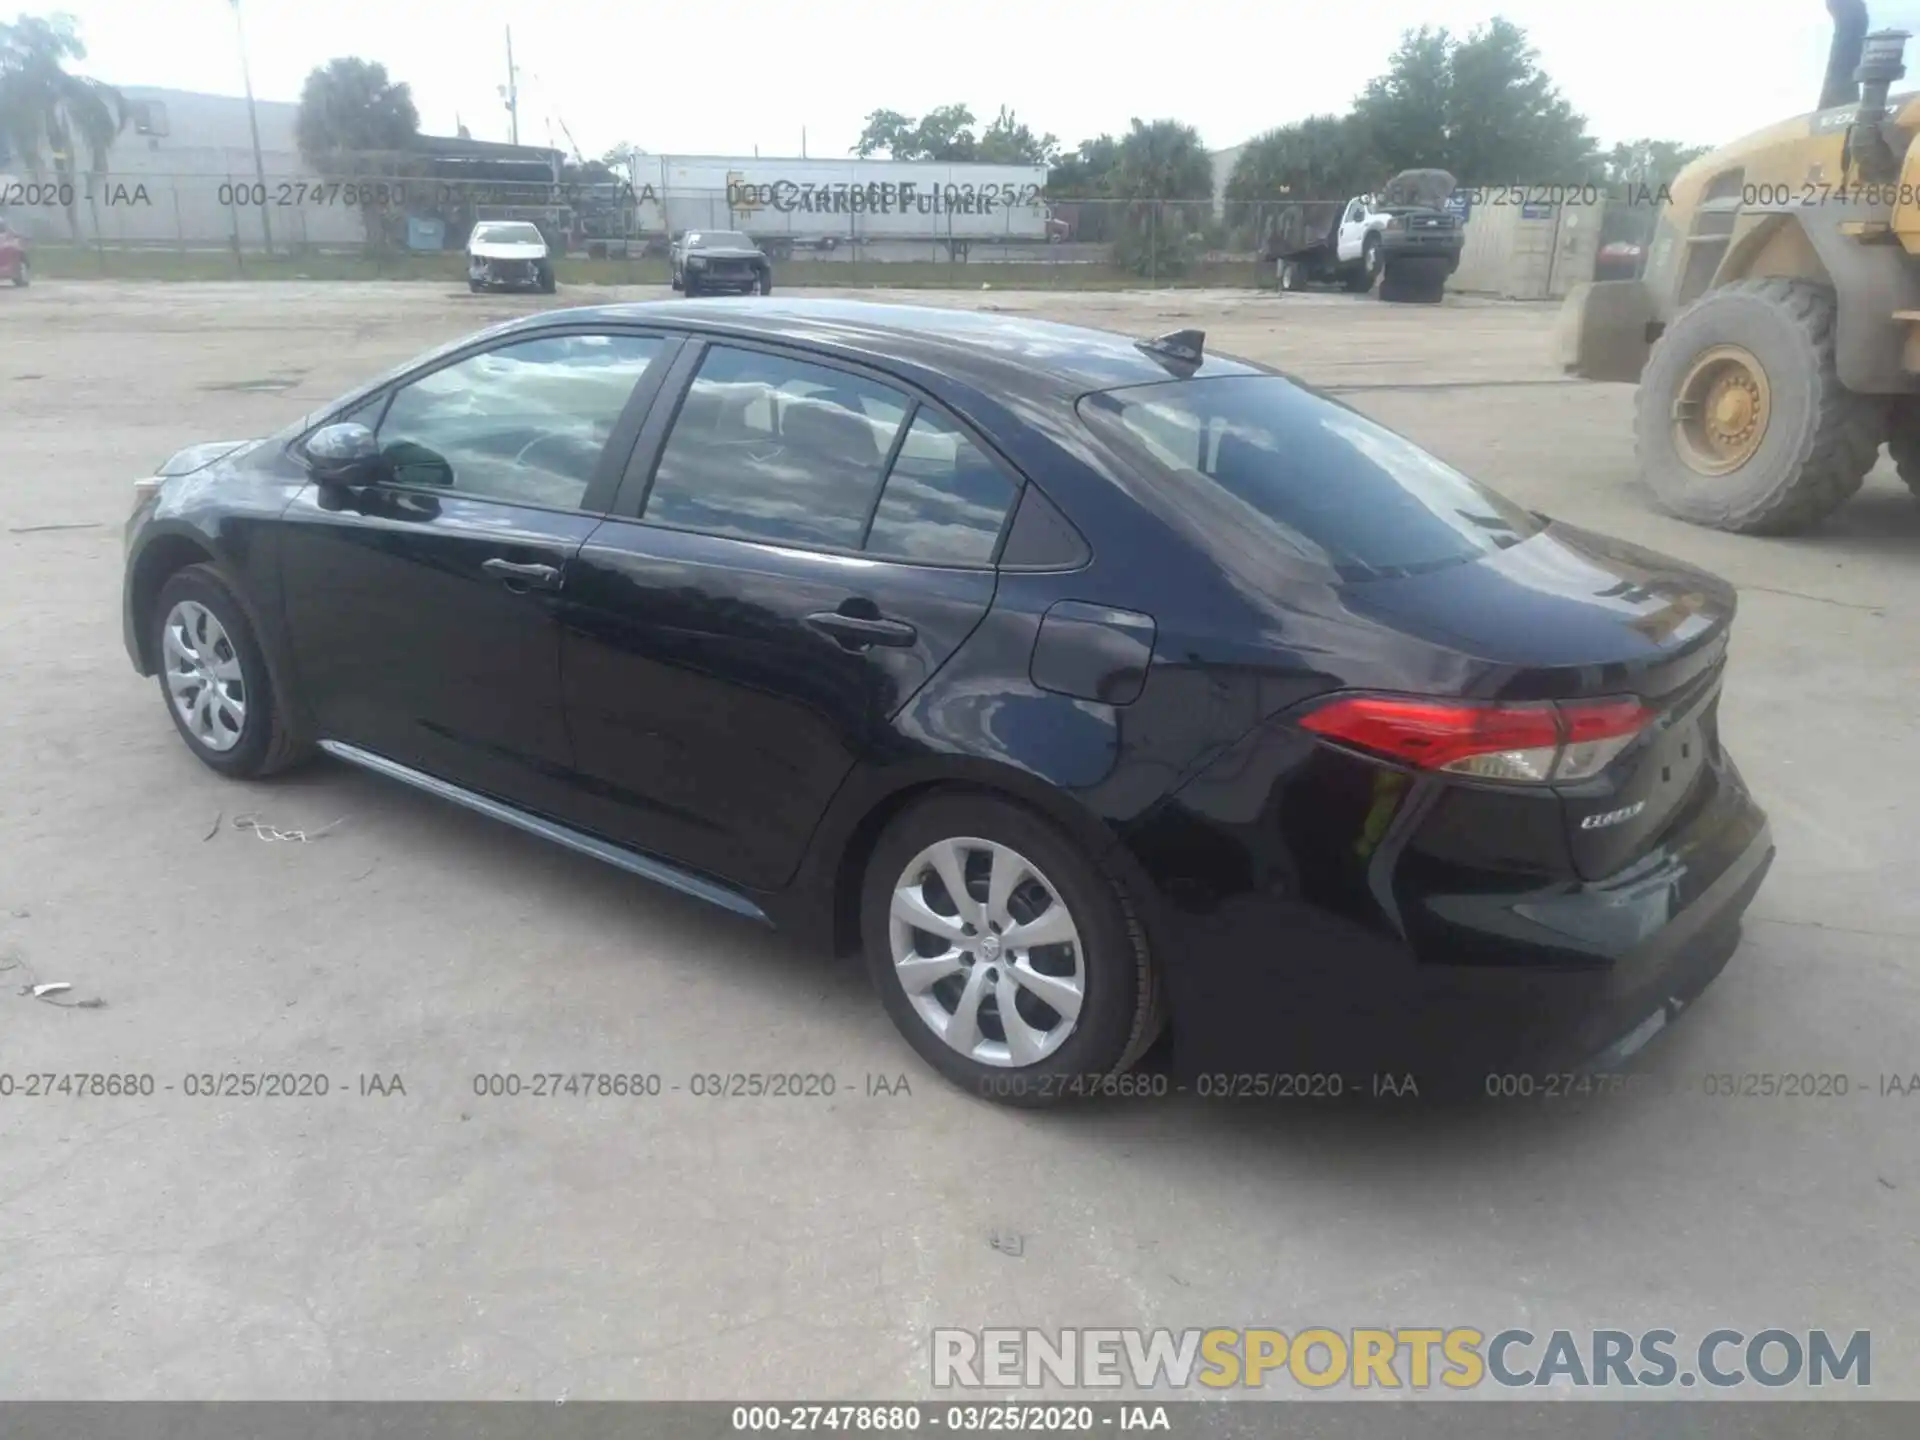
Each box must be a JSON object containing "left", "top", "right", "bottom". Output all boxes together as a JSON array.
[{"left": 633, "top": 155, "right": 1058, "bottom": 245}]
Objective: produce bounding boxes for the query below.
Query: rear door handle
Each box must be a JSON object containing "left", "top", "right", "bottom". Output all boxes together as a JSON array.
[
  {"left": 483, "top": 558, "right": 562, "bottom": 592},
  {"left": 805, "top": 611, "right": 917, "bottom": 649}
]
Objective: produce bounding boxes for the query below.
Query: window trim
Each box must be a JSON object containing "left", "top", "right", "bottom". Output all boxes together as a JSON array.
[
  {"left": 287, "top": 325, "right": 684, "bottom": 517},
  {"left": 608, "top": 334, "right": 1027, "bottom": 570}
]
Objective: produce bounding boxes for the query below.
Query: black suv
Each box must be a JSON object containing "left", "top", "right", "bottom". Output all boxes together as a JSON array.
[{"left": 670, "top": 230, "right": 773, "bottom": 297}]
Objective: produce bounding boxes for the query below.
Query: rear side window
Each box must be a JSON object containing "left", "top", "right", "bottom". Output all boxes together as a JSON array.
[
  {"left": 1080, "top": 375, "right": 1540, "bottom": 581},
  {"left": 865, "top": 410, "right": 1018, "bottom": 564}
]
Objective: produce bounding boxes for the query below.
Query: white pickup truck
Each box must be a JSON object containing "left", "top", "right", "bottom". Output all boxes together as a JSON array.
[{"left": 1266, "top": 171, "right": 1465, "bottom": 302}]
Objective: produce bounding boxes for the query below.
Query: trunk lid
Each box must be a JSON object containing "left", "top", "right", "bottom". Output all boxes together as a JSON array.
[{"left": 1341, "top": 523, "right": 1736, "bottom": 880}]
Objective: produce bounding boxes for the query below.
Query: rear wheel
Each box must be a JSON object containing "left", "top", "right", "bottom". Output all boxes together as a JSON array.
[
  {"left": 861, "top": 794, "right": 1162, "bottom": 1107},
  {"left": 1634, "top": 279, "right": 1880, "bottom": 534},
  {"left": 1279, "top": 259, "right": 1306, "bottom": 292},
  {"left": 11, "top": 257, "right": 27, "bottom": 288}
]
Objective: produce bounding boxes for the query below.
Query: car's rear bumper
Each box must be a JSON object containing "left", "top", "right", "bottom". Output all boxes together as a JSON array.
[{"left": 1129, "top": 736, "right": 1774, "bottom": 1092}]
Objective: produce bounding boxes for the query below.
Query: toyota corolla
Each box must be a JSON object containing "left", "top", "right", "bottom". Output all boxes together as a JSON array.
[{"left": 121, "top": 299, "right": 1774, "bottom": 1102}]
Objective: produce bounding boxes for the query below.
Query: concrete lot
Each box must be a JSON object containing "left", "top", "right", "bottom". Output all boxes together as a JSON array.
[{"left": 1, "top": 280, "right": 1916, "bottom": 1400}]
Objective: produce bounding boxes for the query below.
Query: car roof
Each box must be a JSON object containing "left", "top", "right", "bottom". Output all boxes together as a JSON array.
[{"left": 497, "top": 297, "right": 1270, "bottom": 399}]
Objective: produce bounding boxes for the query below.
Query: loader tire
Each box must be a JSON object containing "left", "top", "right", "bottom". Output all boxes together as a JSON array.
[
  {"left": 1634, "top": 278, "right": 1880, "bottom": 534},
  {"left": 1886, "top": 400, "right": 1920, "bottom": 501}
]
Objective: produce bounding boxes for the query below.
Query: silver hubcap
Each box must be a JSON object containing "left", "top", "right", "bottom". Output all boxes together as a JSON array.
[
  {"left": 162, "top": 600, "right": 247, "bottom": 752},
  {"left": 889, "top": 837, "right": 1085, "bottom": 1068}
]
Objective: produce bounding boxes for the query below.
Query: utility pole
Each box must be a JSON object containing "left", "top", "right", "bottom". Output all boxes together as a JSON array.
[
  {"left": 504, "top": 27, "right": 520, "bottom": 146},
  {"left": 229, "top": 0, "right": 274, "bottom": 256}
]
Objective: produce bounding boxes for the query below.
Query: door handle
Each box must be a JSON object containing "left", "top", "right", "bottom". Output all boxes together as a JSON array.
[
  {"left": 805, "top": 610, "right": 917, "bottom": 649},
  {"left": 483, "top": 558, "right": 562, "bottom": 592}
]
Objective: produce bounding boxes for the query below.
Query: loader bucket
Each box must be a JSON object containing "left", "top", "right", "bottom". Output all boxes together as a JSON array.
[{"left": 1557, "top": 279, "right": 1659, "bottom": 382}]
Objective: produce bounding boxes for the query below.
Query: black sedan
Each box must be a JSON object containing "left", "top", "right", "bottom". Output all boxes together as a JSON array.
[
  {"left": 122, "top": 299, "right": 1774, "bottom": 1103},
  {"left": 670, "top": 230, "right": 773, "bottom": 296}
]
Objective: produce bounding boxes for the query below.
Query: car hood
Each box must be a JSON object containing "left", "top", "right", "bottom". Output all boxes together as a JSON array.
[
  {"left": 158, "top": 440, "right": 258, "bottom": 476},
  {"left": 469, "top": 240, "right": 548, "bottom": 260}
]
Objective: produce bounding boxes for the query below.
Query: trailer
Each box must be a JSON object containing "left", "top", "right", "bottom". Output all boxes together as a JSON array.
[{"left": 630, "top": 156, "right": 1063, "bottom": 256}]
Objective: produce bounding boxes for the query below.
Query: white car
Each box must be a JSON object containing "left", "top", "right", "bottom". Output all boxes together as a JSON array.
[{"left": 466, "top": 221, "right": 556, "bottom": 294}]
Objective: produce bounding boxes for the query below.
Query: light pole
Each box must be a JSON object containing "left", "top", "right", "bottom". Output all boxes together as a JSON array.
[{"left": 229, "top": 0, "right": 274, "bottom": 257}]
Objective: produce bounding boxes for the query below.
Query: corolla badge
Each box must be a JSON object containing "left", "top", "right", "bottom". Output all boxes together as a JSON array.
[{"left": 1581, "top": 801, "right": 1647, "bottom": 830}]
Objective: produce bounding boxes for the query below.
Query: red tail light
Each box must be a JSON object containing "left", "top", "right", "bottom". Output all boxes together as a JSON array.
[{"left": 1298, "top": 694, "right": 1654, "bottom": 784}]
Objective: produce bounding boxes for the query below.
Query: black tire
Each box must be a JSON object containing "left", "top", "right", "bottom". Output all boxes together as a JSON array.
[
  {"left": 538, "top": 264, "right": 557, "bottom": 294},
  {"left": 1379, "top": 258, "right": 1446, "bottom": 304},
  {"left": 682, "top": 273, "right": 700, "bottom": 298},
  {"left": 11, "top": 258, "right": 27, "bottom": 288},
  {"left": 755, "top": 270, "right": 773, "bottom": 296},
  {"left": 151, "top": 564, "right": 307, "bottom": 779},
  {"left": 860, "top": 793, "right": 1163, "bottom": 1108},
  {"left": 467, "top": 278, "right": 482, "bottom": 293},
  {"left": 1344, "top": 235, "right": 1380, "bottom": 292},
  {"left": 1279, "top": 259, "right": 1306, "bottom": 292},
  {"left": 1634, "top": 279, "right": 1881, "bottom": 534},
  {"left": 1887, "top": 400, "right": 1920, "bottom": 501}
]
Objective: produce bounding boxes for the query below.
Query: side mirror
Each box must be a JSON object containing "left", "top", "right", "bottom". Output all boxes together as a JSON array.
[{"left": 304, "top": 422, "right": 381, "bottom": 484}]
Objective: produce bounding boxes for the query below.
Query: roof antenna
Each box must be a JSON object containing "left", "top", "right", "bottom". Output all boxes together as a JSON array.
[{"left": 1136, "top": 328, "right": 1206, "bottom": 374}]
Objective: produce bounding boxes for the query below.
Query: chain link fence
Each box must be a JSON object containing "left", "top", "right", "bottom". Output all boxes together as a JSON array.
[{"left": 3, "top": 168, "right": 1623, "bottom": 293}]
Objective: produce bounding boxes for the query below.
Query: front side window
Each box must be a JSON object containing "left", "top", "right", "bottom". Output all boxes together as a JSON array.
[
  {"left": 374, "top": 333, "right": 663, "bottom": 509},
  {"left": 642, "top": 346, "right": 909, "bottom": 548},
  {"left": 1081, "top": 375, "right": 1541, "bottom": 581}
]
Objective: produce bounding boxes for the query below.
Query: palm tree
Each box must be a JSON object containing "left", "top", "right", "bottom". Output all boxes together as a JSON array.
[{"left": 0, "top": 12, "right": 127, "bottom": 240}]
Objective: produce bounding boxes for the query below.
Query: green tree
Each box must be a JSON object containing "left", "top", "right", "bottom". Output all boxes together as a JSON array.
[
  {"left": 1225, "top": 114, "right": 1377, "bottom": 214},
  {"left": 1045, "top": 133, "right": 1121, "bottom": 197},
  {"left": 852, "top": 103, "right": 980, "bottom": 161},
  {"left": 1600, "top": 137, "right": 1708, "bottom": 188},
  {"left": 296, "top": 57, "right": 419, "bottom": 251},
  {"left": 977, "top": 106, "right": 1058, "bottom": 165},
  {"left": 0, "top": 11, "right": 126, "bottom": 239},
  {"left": 295, "top": 57, "right": 419, "bottom": 172},
  {"left": 1109, "top": 117, "right": 1212, "bottom": 278},
  {"left": 1353, "top": 17, "right": 1596, "bottom": 183}
]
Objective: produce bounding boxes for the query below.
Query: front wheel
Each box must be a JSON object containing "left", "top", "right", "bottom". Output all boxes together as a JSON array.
[
  {"left": 682, "top": 273, "right": 701, "bottom": 297},
  {"left": 753, "top": 270, "right": 773, "bottom": 296},
  {"left": 861, "top": 794, "right": 1162, "bottom": 1107},
  {"left": 151, "top": 564, "right": 307, "bottom": 779},
  {"left": 538, "top": 264, "right": 557, "bottom": 294},
  {"left": 1634, "top": 278, "right": 1881, "bottom": 534},
  {"left": 1344, "top": 236, "right": 1380, "bottom": 292},
  {"left": 11, "top": 258, "right": 27, "bottom": 288}
]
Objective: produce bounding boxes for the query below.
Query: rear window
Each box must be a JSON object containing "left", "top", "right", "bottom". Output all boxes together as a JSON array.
[{"left": 1080, "top": 375, "right": 1541, "bottom": 581}]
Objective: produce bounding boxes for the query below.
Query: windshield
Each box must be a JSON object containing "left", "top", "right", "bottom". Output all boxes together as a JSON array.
[
  {"left": 1080, "top": 375, "right": 1542, "bottom": 582},
  {"left": 691, "top": 231, "right": 754, "bottom": 249},
  {"left": 472, "top": 223, "right": 544, "bottom": 245}
]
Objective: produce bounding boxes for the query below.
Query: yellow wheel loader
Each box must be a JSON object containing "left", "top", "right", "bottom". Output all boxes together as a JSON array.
[{"left": 1559, "top": 0, "right": 1920, "bottom": 533}]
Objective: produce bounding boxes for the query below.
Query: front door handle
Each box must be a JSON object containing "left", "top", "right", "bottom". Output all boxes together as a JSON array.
[
  {"left": 805, "top": 610, "right": 918, "bottom": 649},
  {"left": 483, "top": 558, "right": 562, "bottom": 592}
]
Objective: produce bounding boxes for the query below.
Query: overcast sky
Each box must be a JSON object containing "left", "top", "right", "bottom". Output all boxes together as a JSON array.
[{"left": 47, "top": 0, "right": 1920, "bottom": 161}]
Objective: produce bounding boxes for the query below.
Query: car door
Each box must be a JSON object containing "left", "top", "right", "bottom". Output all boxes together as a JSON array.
[
  {"left": 1335, "top": 198, "right": 1367, "bottom": 261},
  {"left": 277, "top": 327, "right": 680, "bottom": 813},
  {"left": 557, "top": 339, "right": 1022, "bottom": 891}
]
